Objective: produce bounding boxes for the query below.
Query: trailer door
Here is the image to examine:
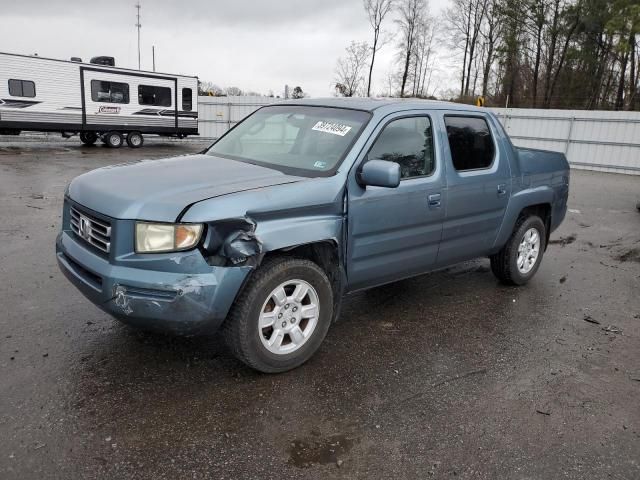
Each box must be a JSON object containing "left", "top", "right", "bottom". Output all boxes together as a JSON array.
[{"left": 81, "top": 68, "right": 177, "bottom": 133}]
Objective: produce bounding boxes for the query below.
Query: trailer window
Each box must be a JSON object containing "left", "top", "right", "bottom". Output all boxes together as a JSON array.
[
  {"left": 182, "top": 88, "right": 192, "bottom": 111},
  {"left": 8, "top": 79, "right": 36, "bottom": 98},
  {"left": 91, "top": 80, "right": 129, "bottom": 104},
  {"left": 138, "top": 85, "right": 172, "bottom": 107}
]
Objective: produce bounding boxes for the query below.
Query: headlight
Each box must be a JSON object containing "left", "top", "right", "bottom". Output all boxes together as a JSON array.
[{"left": 135, "top": 222, "right": 204, "bottom": 253}]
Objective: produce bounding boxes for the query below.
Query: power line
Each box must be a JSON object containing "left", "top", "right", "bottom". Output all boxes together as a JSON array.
[{"left": 135, "top": 2, "right": 142, "bottom": 70}]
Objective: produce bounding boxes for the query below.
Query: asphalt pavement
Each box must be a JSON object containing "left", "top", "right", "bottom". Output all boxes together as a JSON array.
[{"left": 1, "top": 138, "right": 639, "bottom": 479}]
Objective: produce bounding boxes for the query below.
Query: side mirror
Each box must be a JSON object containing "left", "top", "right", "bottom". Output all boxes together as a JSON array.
[{"left": 359, "top": 159, "right": 401, "bottom": 188}]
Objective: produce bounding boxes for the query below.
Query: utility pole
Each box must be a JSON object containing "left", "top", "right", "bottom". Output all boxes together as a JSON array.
[
  {"left": 152, "top": 45, "right": 155, "bottom": 72},
  {"left": 135, "top": 2, "right": 142, "bottom": 70}
]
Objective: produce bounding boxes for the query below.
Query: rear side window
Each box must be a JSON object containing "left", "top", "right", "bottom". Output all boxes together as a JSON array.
[
  {"left": 138, "top": 85, "right": 172, "bottom": 107},
  {"left": 8, "top": 79, "right": 36, "bottom": 98},
  {"left": 367, "top": 116, "right": 435, "bottom": 179},
  {"left": 445, "top": 116, "right": 495, "bottom": 171},
  {"left": 91, "top": 80, "right": 129, "bottom": 104},
  {"left": 182, "top": 88, "right": 192, "bottom": 111}
]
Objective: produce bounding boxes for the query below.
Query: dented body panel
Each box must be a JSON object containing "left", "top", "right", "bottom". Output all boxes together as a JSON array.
[
  {"left": 57, "top": 98, "right": 569, "bottom": 334},
  {"left": 56, "top": 228, "right": 251, "bottom": 334}
]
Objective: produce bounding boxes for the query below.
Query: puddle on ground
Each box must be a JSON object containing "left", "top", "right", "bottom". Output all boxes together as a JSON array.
[
  {"left": 615, "top": 248, "right": 640, "bottom": 263},
  {"left": 0, "top": 146, "right": 24, "bottom": 155},
  {"left": 287, "top": 433, "right": 356, "bottom": 468},
  {"left": 549, "top": 234, "right": 577, "bottom": 246}
]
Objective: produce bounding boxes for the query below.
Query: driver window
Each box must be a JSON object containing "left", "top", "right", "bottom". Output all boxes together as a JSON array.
[
  {"left": 367, "top": 116, "right": 434, "bottom": 179},
  {"left": 239, "top": 113, "right": 300, "bottom": 157}
]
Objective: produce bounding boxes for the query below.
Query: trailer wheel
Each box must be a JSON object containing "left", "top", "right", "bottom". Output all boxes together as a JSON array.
[
  {"left": 126, "top": 132, "right": 144, "bottom": 148},
  {"left": 79, "top": 132, "right": 98, "bottom": 146},
  {"left": 103, "top": 131, "right": 123, "bottom": 148}
]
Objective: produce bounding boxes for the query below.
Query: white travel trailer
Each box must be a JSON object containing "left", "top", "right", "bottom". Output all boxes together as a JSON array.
[{"left": 0, "top": 52, "right": 198, "bottom": 147}]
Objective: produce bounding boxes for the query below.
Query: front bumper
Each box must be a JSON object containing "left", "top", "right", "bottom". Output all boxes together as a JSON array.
[{"left": 56, "top": 231, "right": 251, "bottom": 335}]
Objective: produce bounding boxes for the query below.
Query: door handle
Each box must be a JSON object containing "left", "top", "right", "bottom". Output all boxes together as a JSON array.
[
  {"left": 428, "top": 193, "right": 441, "bottom": 208},
  {"left": 497, "top": 184, "right": 507, "bottom": 196}
]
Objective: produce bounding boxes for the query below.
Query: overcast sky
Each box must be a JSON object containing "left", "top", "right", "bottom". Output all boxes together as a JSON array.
[{"left": 1, "top": 0, "right": 453, "bottom": 98}]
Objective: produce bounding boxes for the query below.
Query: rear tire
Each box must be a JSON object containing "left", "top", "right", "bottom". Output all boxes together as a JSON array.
[
  {"left": 223, "top": 257, "right": 334, "bottom": 373},
  {"left": 79, "top": 132, "right": 97, "bottom": 146},
  {"left": 126, "top": 131, "right": 144, "bottom": 148},
  {"left": 490, "top": 215, "right": 546, "bottom": 286},
  {"left": 103, "top": 131, "right": 123, "bottom": 148}
]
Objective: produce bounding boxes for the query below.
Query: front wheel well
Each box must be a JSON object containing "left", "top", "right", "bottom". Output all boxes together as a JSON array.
[
  {"left": 261, "top": 241, "right": 344, "bottom": 321},
  {"left": 263, "top": 241, "right": 341, "bottom": 283}
]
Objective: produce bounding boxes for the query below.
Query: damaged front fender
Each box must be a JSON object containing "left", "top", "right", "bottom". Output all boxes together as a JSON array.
[
  {"left": 223, "top": 230, "right": 262, "bottom": 264},
  {"left": 56, "top": 230, "right": 252, "bottom": 335},
  {"left": 201, "top": 217, "right": 264, "bottom": 267},
  {"left": 101, "top": 267, "right": 253, "bottom": 335}
]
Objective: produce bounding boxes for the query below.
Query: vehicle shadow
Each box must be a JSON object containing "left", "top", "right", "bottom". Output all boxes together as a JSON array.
[
  {"left": 68, "top": 257, "right": 524, "bottom": 400},
  {"left": 63, "top": 257, "right": 553, "bottom": 474}
]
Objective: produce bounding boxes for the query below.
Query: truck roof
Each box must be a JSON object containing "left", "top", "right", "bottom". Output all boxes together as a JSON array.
[{"left": 276, "top": 97, "right": 488, "bottom": 114}]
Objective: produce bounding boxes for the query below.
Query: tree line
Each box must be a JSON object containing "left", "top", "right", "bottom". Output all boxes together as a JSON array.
[
  {"left": 335, "top": 0, "right": 639, "bottom": 110},
  {"left": 198, "top": 82, "right": 306, "bottom": 99}
]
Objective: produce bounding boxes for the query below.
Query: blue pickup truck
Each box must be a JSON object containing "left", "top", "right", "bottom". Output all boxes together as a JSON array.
[{"left": 56, "top": 98, "right": 569, "bottom": 372}]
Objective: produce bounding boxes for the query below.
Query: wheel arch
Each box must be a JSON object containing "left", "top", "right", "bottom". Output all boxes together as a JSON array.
[
  {"left": 493, "top": 186, "right": 554, "bottom": 252},
  {"left": 247, "top": 240, "right": 345, "bottom": 323},
  {"left": 517, "top": 203, "right": 552, "bottom": 249}
]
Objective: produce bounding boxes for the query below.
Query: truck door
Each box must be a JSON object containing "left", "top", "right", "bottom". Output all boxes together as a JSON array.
[
  {"left": 346, "top": 113, "right": 445, "bottom": 291},
  {"left": 436, "top": 112, "right": 511, "bottom": 266}
]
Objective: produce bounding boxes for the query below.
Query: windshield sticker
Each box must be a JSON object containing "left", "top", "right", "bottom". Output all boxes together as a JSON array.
[
  {"left": 313, "top": 161, "right": 327, "bottom": 169},
  {"left": 312, "top": 121, "right": 352, "bottom": 136}
]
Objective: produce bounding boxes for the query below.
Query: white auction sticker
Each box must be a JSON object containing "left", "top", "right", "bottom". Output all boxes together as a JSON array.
[{"left": 312, "top": 121, "right": 352, "bottom": 136}]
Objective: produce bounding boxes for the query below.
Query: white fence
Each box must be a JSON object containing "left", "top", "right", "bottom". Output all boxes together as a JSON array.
[
  {"left": 491, "top": 108, "right": 640, "bottom": 175},
  {"left": 197, "top": 95, "right": 281, "bottom": 139},
  {"left": 196, "top": 97, "right": 640, "bottom": 175}
]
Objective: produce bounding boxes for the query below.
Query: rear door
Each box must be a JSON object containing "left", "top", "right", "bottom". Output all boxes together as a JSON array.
[
  {"left": 346, "top": 112, "right": 446, "bottom": 291},
  {"left": 436, "top": 112, "right": 511, "bottom": 266}
]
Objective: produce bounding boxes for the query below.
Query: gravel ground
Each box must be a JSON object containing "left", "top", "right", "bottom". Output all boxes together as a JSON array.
[{"left": 0, "top": 139, "right": 639, "bottom": 479}]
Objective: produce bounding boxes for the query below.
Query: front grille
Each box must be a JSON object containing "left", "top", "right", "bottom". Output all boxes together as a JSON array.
[
  {"left": 70, "top": 206, "right": 111, "bottom": 253},
  {"left": 62, "top": 252, "right": 103, "bottom": 290}
]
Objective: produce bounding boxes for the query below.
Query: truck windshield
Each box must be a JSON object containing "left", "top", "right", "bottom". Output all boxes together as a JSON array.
[{"left": 206, "top": 105, "right": 371, "bottom": 176}]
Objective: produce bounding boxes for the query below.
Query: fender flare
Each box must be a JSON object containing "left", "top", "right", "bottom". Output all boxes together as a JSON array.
[{"left": 493, "top": 186, "right": 554, "bottom": 250}]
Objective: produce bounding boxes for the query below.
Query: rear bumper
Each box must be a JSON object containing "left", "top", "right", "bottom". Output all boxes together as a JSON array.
[{"left": 56, "top": 231, "right": 251, "bottom": 335}]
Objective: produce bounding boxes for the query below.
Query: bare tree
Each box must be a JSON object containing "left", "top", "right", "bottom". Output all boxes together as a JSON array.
[
  {"left": 479, "top": 0, "right": 502, "bottom": 98},
  {"left": 225, "top": 86, "right": 243, "bottom": 96},
  {"left": 396, "top": 0, "right": 427, "bottom": 97},
  {"left": 363, "top": 0, "right": 395, "bottom": 97},
  {"left": 198, "top": 81, "right": 224, "bottom": 96},
  {"left": 444, "top": 0, "right": 488, "bottom": 99},
  {"left": 444, "top": 0, "right": 471, "bottom": 98},
  {"left": 335, "top": 41, "right": 371, "bottom": 97},
  {"left": 414, "top": 17, "right": 436, "bottom": 96},
  {"left": 465, "top": 0, "right": 488, "bottom": 97}
]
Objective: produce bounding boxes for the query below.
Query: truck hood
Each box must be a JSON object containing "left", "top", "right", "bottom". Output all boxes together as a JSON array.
[{"left": 68, "top": 154, "right": 306, "bottom": 221}]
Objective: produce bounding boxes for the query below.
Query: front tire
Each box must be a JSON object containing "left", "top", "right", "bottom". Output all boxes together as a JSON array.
[
  {"left": 103, "top": 131, "right": 123, "bottom": 148},
  {"left": 223, "top": 257, "right": 334, "bottom": 373},
  {"left": 490, "top": 215, "right": 546, "bottom": 286}
]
